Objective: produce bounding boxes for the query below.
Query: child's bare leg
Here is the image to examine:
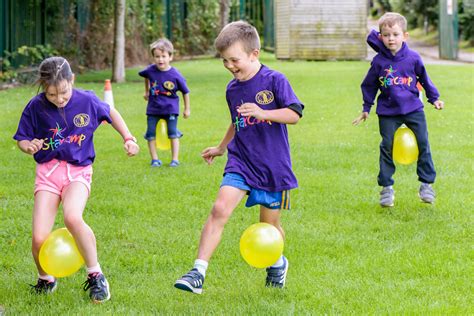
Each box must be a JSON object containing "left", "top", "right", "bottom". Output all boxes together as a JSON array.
[
  {"left": 147, "top": 140, "right": 158, "bottom": 160},
  {"left": 171, "top": 138, "right": 179, "bottom": 161},
  {"left": 259, "top": 206, "right": 285, "bottom": 239},
  {"left": 32, "top": 191, "right": 60, "bottom": 275},
  {"left": 62, "top": 182, "right": 97, "bottom": 268},
  {"left": 197, "top": 186, "right": 246, "bottom": 261}
]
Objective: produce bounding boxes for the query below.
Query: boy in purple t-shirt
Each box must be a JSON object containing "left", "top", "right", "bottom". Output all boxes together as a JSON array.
[
  {"left": 353, "top": 12, "right": 444, "bottom": 207},
  {"left": 174, "top": 21, "right": 304, "bottom": 294},
  {"left": 139, "top": 38, "right": 190, "bottom": 167},
  {"left": 13, "top": 57, "right": 139, "bottom": 303}
]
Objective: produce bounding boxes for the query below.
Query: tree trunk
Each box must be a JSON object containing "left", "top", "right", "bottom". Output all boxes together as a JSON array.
[
  {"left": 219, "top": 0, "right": 231, "bottom": 30},
  {"left": 112, "top": 0, "right": 126, "bottom": 83}
]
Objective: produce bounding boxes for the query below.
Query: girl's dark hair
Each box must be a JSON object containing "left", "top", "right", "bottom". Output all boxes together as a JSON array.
[{"left": 36, "top": 56, "right": 73, "bottom": 90}]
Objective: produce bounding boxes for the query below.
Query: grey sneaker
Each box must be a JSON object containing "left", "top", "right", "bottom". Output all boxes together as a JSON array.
[
  {"left": 266, "top": 256, "right": 288, "bottom": 288},
  {"left": 82, "top": 272, "right": 111, "bottom": 303},
  {"left": 419, "top": 183, "right": 435, "bottom": 203},
  {"left": 174, "top": 268, "right": 204, "bottom": 294},
  {"left": 380, "top": 186, "right": 394, "bottom": 207},
  {"left": 30, "top": 278, "right": 57, "bottom": 294}
]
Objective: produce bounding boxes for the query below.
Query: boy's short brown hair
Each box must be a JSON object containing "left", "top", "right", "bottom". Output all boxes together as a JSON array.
[
  {"left": 150, "top": 38, "right": 174, "bottom": 56},
  {"left": 214, "top": 21, "right": 260, "bottom": 54},
  {"left": 378, "top": 12, "right": 408, "bottom": 32}
]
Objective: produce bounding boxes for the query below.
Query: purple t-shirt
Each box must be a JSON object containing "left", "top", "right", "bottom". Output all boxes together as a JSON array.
[
  {"left": 138, "top": 65, "right": 189, "bottom": 115},
  {"left": 361, "top": 30, "right": 440, "bottom": 116},
  {"left": 13, "top": 89, "right": 112, "bottom": 166},
  {"left": 224, "top": 65, "right": 302, "bottom": 192}
]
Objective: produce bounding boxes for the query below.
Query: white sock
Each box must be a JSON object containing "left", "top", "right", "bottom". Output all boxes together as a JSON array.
[
  {"left": 193, "top": 259, "right": 208, "bottom": 277},
  {"left": 39, "top": 274, "right": 55, "bottom": 282},
  {"left": 87, "top": 263, "right": 102, "bottom": 275},
  {"left": 271, "top": 255, "right": 285, "bottom": 268}
]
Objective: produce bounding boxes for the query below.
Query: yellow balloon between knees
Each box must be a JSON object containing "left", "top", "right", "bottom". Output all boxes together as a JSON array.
[
  {"left": 239, "top": 223, "right": 284, "bottom": 268},
  {"left": 393, "top": 125, "right": 419, "bottom": 165},
  {"left": 156, "top": 119, "right": 171, "bottom": 150},
  {"left": 39, "top": 228, "right": 85, "bottom": 278}
]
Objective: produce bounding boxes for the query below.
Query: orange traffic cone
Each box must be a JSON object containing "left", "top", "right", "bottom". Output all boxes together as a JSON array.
[
  {"left": 416, "top": 82, "right": 423, "bottom": 102},
  {"left": 103, "top": 79, "right": 115, "bottom": 109}
]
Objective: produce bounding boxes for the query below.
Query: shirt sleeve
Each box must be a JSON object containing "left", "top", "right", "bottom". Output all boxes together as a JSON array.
[
  {"left": 414, "top": 56, "right": 440, "bottom": 104},
  {"left": 176, "top": 73, "right": 190, "bottom": 94},
  {"left": 13, "top": 101, "right": 36, "bottom": 141},
  {"left": 361, "top": 61, "right": 380, "bottom": 113},
  {"left": 89, "top": 92, "right": 112, "bottom": 125},
  {"left": 273, "top": 73, "right": 303, "bottom": 110},
  {"left": 138, "top": 67, "right": 149, "bottom": 78}
]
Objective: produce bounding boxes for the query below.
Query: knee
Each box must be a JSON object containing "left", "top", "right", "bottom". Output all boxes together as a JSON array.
[
  {"left": 32, "top": 233, "right": 48, "bottom": 252},
  {"left": 64, "top": 214, "right": 85, "bottom": 232},
  {"left": 210, "top": 200, "right": 232, "bottom": 222}
]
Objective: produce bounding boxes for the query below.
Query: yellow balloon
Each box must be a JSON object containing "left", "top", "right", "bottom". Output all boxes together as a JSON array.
[
  {"left": 156, "top": 119, "right": 171, "bottom": 150},
  {"left": 39, "top": 228, "right": 84, "bottom": 278},
  {"left": 393, "top": 125, "right": 419, "bottom": 165},
  {"left": 239, "top": 223, "right": 284, "bottom": 268}
]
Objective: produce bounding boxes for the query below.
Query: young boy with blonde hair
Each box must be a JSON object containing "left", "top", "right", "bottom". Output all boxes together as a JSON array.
[
  {"left": 139, "top": 38, "right": 190, "bottom": 167},
  {"left": 353, "top": 12, "right": 444, "bottom": 207},
  {"left": 174, "top": 21, "right": 304, "bottom": 294}
]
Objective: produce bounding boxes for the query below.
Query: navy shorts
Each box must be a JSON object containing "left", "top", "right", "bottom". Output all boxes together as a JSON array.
[
  {"left": 144, "top": 114, "right": 183, "bottom": 140},
  {"left": 220, "top": 172, "right": 290, "bottom": 210}
]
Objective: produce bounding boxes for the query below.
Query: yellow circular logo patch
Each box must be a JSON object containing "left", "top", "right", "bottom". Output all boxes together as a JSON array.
[
  {"left": 73, "top": 113, "right": 90, "bottom": 127},
  {"left": 255, "top": 90, "right": 274, "bottom": 105},
  {"left": 163, "top": 81, "right": 175, "bottom": 90}
]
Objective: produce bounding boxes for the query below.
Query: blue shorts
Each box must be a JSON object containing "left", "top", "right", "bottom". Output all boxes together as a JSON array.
[
  {"left": 220, "top": 173, "right": 291, "bottom": 210},
  {"left": 144, "top": 114, "right": 183, "bottom": 140}
]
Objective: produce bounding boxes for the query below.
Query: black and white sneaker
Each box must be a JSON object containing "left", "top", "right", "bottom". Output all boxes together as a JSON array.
[
  {"left": 265, "top": 256, "right": 289, "bottom": 288},
  {"left": 31, "top": 278, "right": 57, "bottom": 294},
  {"left": 83, "top": 272, "right": 111, "bottom": 303},
  {"left": 174, "top": 268, "right": 204, "bottom": 294}
]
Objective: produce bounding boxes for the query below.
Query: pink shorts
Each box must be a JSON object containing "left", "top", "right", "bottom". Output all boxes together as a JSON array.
[{"left": 35, "top": 159, "right": 93, "bottom": 198}]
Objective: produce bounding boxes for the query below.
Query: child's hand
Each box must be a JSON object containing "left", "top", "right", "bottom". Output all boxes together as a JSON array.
[
  {"left": 433, "top": 100, "right": 444, "bottom": 110},
  {"left": 124, "top": 140, "right": 140, "bottom": 157},
  {"left": 183, "top": 109, "right": 191, "bottom": 119},
  {"left": 26, "top": 138, "right": 44, "bottom": 154},
  {"left": 352, "top": 112, "right": 369, "bottom": 125},
  {"left": 237, "top": 103, "right": 265, "bottom": 120},
  {"left": 201, "top": 146, "right": 225, "bottom": 165},
  {"left": 143, "top": 93, "right": 149, "bottom": 101}
]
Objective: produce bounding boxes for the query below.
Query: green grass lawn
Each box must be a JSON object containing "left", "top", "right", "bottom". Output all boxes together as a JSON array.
[{"left": 0, "top": 53, "right": 473, "bottom": 314}]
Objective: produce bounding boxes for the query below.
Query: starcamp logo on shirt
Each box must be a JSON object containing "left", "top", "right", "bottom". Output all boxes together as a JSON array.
[
  {"left": 379, "top": 65, "right": 413, "bottom": 88},
  {"left": 42, "top": 122, "right": 87, "bottom": 151}
]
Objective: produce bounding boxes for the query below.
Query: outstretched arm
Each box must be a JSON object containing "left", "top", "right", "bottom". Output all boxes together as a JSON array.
[
  {"left": 201, "top": 123, "right": 235, "bottom": 165},
  {"left": 110, "top": 108, "right": 139, "bottom": 156}
]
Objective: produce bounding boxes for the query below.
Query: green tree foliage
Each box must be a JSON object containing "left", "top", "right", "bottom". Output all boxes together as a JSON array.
[
  {"left": 459, "top": 0, "right": 474, "bottom": 43},
  {"left": 374, "top": 0, "right": 473, "bottom": 44},
  {"left": 43, "top": 0, "right": 219, "bottom": 71}
]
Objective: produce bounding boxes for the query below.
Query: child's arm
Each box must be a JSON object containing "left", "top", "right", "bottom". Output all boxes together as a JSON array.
[
  {"left": 201, "top": 123, "right": 235, "bottom": 165},
  {"left": 17, "top": 139, "right": 44, "bottom": 155},
  {"left": 353, "top": 63, "right": 379, "bottom": 125},
  {"left": 182, "top": 93, "right": 190, "bottom": 118},
  {"left": 415, "top": 58, "right": 444, "bottom": 110},
  {"left": 143, "top": 79, "right": 149, "bottom": 101},
  {"left": 237, "top": 103, "right": 300, "bottom": 124},
  {"left": 109, "top": 108, "right": 140, "bottom": 156},
  {"left": 352, "top": 112, "right": 369, "bottom": 125}
]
